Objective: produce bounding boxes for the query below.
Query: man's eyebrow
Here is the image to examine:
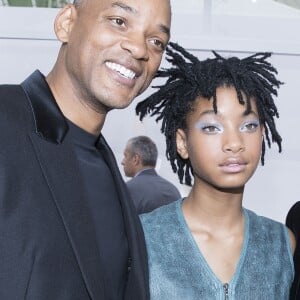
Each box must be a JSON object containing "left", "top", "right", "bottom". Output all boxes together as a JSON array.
[
  {"left": 159, "top": 24, "right": 170, "bottom": 37},
  {"left": 112, "top": 2, "right": 137, "bottom": 14}
]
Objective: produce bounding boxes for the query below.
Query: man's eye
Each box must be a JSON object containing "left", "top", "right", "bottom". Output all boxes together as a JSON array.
[
  {"left": 154, "top": 39, "right": 164, "bottom": 49},
  {"left": 150, "top": 39, "right": 165, "bottom": 51},
  {"left": 111, "top": 18, "right": 125, "bottom": 26}
]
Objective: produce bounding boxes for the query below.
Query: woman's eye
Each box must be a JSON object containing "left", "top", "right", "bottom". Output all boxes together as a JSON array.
[
  {"left": 203, "top": 125, "right": 221, "bottom": 133},
  {"left": 195, "top": 121, "right": 223, "bottom": 134},
  {"left": 240, "top": 121, "right": 259, "bottom": 132}
]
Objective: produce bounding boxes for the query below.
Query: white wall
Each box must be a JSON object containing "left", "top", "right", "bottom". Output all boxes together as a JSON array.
[{"left": 1, "top": 2, "right": 300, "bottom": 222}]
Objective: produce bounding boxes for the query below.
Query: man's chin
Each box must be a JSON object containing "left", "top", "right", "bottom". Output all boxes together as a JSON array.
[{"left": 113, "top": 100, "right": 135, "bottom": 110}]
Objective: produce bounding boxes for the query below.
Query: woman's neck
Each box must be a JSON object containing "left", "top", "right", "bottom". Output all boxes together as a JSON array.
[{"left": 182, "top": 182, "right": 244, "bottom": 232}]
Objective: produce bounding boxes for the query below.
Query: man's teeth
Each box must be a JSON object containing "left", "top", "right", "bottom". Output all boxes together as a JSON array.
[{"left": 106, "top": 62, "right": 136, "bottom": 79}]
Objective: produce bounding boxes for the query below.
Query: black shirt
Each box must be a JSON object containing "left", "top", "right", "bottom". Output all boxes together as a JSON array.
[{"left": 68, "top": 120, "right": 129, "bottom": 299}]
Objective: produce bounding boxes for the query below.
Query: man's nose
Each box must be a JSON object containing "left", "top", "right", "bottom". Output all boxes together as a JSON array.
[{"left": 120, "top": 34, "right": 149, "bottom": 61}]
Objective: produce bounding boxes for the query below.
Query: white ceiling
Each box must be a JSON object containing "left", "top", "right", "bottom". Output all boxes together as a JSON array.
[
  {"left": 1, "top": 0, "right": 300, "bottom": 17},
  {"left": 171, "top": 0, "right": 300, "bottom": 18},
  {"left": 0, "top": 0, "right": 299, "bottom": 55}
]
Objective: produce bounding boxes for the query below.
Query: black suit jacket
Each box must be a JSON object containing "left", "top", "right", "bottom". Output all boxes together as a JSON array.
[
  {"left": 127, "top": 168, "right": 181, "bottom": 214},
  {"left": 286, "top": 201, "right": 300, "bottom": 300},
  {"left": 0, "top": 70, "right": 149, "bottom": 300}
]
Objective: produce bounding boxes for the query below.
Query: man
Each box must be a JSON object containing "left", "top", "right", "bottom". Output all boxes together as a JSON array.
[
  {"left": 286, "top": 202, "right": 300, "bottom": 300},
  {"left": 122, "top": 136, "right": 181, "bottom": 214},
  {"left": 0, "top": 0, "right": 171, "bottom": 299}
]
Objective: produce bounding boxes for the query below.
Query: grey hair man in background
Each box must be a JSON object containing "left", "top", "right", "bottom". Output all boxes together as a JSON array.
[{"left": 122, "top": 136, "right": 181, "bottom": 214}]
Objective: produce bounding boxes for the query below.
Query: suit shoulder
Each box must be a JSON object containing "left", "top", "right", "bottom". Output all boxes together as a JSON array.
[
  {"left": 0, "top": 84, "right": 23, "bottom": 97},
  {"left": 126, "top": 176, "right": 140, "bottom": 188},
  {"left": 0, "top": 84, "right": 33, "bottom": 132},
  {"left": 0, "top": 84, "right": 29, "bottom": 111}
]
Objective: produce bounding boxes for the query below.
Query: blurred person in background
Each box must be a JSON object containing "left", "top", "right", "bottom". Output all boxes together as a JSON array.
[{"left": 122, "top": 135, "right": 181, "bottom": 214}]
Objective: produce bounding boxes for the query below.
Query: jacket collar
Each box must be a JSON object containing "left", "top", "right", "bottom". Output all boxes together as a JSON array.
[
  {"left": 135, "top": 168, "right": 157, "bottom": 177},
  {"left": 21, "top": 70, "right": 69, "bottom": 144}
]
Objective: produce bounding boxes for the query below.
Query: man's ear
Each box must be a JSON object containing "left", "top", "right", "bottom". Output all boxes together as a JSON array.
[
  {"left": 133, "top": 153, "right": 141, "bottom": 166},
  {"left": 176, "top": 129, "right": 189, "bottom": 159},
  {"left": 54, "top": 4, "right": 77, "bottom": 43}
]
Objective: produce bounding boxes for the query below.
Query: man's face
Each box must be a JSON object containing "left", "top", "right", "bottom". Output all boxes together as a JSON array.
[
  {"left": 63, "top": 0, "right": 171, "bottom": 113},
  {"left": 121, "top": 143, "right": 137, "bottom": 178}
]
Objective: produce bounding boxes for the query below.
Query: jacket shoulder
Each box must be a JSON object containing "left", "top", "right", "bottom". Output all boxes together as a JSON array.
[
  {"left": 0, "top": 84, "right": 30, "bottom": 114},
  {"left": 0, "top": 84, "right": 34, "bottom": 136}
]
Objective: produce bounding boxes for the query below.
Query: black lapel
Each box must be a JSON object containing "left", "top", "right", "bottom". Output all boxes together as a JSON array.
[
  {"left": 21, "top": 71, "right": 105, "bottom": 299},
  {"left": 21, "top": 70, "right": 68, "bottom": 144},
  {"left": 97, "top": 136, "right": 149, "bottom": 300}
]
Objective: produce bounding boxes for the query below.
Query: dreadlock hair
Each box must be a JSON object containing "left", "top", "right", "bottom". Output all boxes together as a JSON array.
[{"left": 136, "top": 42, "right": 283, "bottom": 186}]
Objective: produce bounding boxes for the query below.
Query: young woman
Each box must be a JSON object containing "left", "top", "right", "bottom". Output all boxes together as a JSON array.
[{"left": 136, "top": 43, "right": 295, "bottom": 299}]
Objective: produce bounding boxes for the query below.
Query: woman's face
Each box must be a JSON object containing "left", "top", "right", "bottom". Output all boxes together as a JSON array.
[{"left": 176, "top": 86, "right": 263, "bottom": 191}]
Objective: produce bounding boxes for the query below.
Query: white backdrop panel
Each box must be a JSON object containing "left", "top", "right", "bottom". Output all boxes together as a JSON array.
[{"left": 1, "top": 5, "right": 300, "bottom": 222}]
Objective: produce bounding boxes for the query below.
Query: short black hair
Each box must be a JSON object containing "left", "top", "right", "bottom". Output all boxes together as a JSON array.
[{"left": 136, "top": 42, "right": 283, "bottom": 186}]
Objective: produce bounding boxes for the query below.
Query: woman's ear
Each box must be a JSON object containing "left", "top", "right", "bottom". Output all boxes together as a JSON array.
[
  {"left": 54, "top": 4, "right": 77, "bottom": 43},
  {"left": 176, "top": 129, "right": 189, "bottom": 159}
]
